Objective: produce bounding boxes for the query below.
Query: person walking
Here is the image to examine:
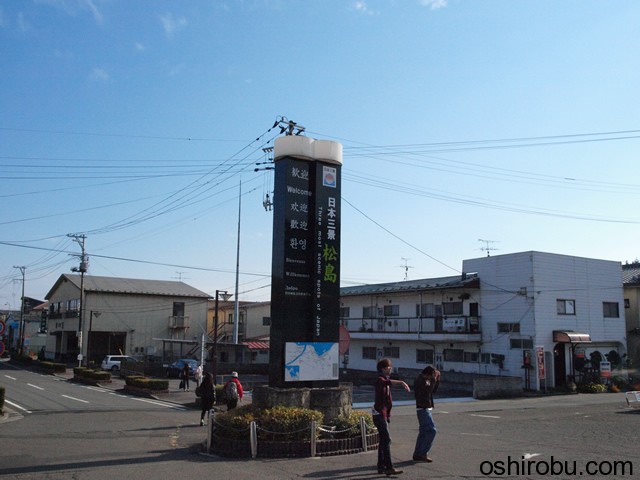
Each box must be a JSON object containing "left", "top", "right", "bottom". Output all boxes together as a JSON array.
[
  {"left": 224, "top": 371, "right": 243, "bottom": 410},
  {"left": 372, "top": 358, "right": 410, "bottom": 476},
  {"left": 412, "top": 365, "right": 440, "bottom": 463},
  {"left": 199, "top": 372, "right": 216, "bottom": 426},
  {"left": 180, "top": 362, "right": 190, "bottom": 391},
  {"left": 195, "top": 364, "right": 203, "bottom": 387}
]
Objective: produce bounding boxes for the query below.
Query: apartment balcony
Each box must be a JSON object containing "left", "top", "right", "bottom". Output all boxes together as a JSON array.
[
  {"left": 343, "top": 316, "right": 481, "bottom": 343},
  {"left": 168, "top": 315, "right": 190, "bottom": 329}
]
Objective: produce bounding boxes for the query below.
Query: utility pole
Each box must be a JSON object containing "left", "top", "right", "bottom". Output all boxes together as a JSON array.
[
  {"left": 13, "top": 266, "right": 26, "bottom": 356},
  {"left": 69, "top": 234, "right": 88, "bottom": 366},
  {"left": 233, "top": 179, "right": 242, "bottom": 344}
]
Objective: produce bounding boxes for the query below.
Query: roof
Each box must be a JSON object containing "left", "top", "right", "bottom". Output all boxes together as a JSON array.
[
  {"left": 622, "top": 262, "right": 640, "bottom": 285},
  {"left": 339, "top": 274, "right": 479, "bottom": 297},
  {"left": 45, "top": 274, "right": 211, "bottom": 300},
  {"left": 553, "top": 330, "right": 592, "bottom": 343},
  {"left": 243, "top": 341, "right": 270, "bottom": 350}
]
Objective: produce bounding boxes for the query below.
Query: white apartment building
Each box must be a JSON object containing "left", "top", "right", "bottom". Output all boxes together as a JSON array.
[{"left": 341, "top": 251, "right": 626, "bottom": 390}]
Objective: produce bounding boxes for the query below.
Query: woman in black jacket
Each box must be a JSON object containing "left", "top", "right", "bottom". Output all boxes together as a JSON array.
[{"left": 199, "top": 373, "right": 216, "bottom": 426}]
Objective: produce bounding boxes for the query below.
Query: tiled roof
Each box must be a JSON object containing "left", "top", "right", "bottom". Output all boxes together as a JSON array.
[
  {"left": 46, "top": 274, "right": 211, "bottom": 299},
  {"left": 622, "top": 263, "right": 640, "bottom": 285},
  {"left": 339, "top": 274, "right": 478, "bottom": 296}
]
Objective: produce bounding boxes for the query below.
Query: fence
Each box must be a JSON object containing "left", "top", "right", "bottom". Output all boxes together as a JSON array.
[{"left": 205, "top": 411, "right": 378, "bottom": 458}]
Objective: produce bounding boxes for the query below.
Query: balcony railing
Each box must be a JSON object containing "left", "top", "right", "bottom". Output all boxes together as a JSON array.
[
  {"left": 343, "top": 316, "right": 480, "bottom": 335},
  {"left": 168, "top": 315, "right": 190, "bottom": 329}
]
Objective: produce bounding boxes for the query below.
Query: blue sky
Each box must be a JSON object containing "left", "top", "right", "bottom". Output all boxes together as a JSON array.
[{"left": 2, "top": 0, "right": 640, "bottom": 308}]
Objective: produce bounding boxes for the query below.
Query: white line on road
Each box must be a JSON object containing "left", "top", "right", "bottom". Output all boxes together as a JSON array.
[
  {"left": 61, "top": 394, "right": 89, "bottom": 404},
  {"left": 27, "top": 383, "right": 44, "bottom": 390},
  {"left": 3, "top": 375, "right": 17, "bottom": 380},
  {"left": 469, "top": 413, "right": 501, "bottom": 419},
  {"left": 4, "top": 399, "right": 32, "bottom": 414},
  {"left": 130, "top": 396, "right": 187, "bottom": 410},
  {"left": 460, "top": 432, "right": 492, "bottom": 436}
]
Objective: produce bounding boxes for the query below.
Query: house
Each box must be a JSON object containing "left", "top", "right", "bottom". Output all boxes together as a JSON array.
[
  {"left": 623, "top": 261, "right": 640, "bottom": 368},
  {"left": 44, "top": 274, "right": 210, "bottom": 365},
  {"left": 341, "top": 251, "right": 626, "bottom": 391}
]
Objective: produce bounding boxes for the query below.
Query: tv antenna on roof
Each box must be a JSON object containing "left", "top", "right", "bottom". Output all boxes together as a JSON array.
[
  {"left": 478, "top": 239, "right": 499, "bottom": 257},
  {"left": 400, "top": 257, "right": 414, "bottom": 281}
]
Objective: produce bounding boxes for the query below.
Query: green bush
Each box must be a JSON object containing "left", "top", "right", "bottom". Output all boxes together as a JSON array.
[
  {"left": 125, "top": 376, "right": 169, "bottom": 391},
  {"left": 577, "top": 382, "right": 607, "bottom": 393},
  {"left": 328, "top": 410, "right": 375, "bottom": 439},
  {"left": 74, "top": 368, "right": 111, "bottom": 382},
  {"left": 39, "top": 361, "right": 66, "bottom": 373},
  {"left": 214, "top": 405, "right": 324, "bottom": 442}
]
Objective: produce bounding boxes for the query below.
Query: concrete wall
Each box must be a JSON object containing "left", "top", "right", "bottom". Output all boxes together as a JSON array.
[{"left": 473, "top": 375, "right": 523, "bottom": 399}]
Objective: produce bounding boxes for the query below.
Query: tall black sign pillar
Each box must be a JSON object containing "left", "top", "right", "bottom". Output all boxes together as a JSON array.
[{"left": 269, "top": 136, "right": 342, "bottom": 388}]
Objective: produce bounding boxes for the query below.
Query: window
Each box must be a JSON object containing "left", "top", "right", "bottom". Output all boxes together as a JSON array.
[
  {"left": 383, "top": 346, "right": 400, "bottom": 358},
  {"left": 625, "top": 299, "right": 630, "bottom": 308},
  {"left": 383, "top": 304, "right": 399, "bottom": 317},
  {"left": 172, "top": 302, "right": 185, "bottom": 317},
  {"left": 557, "top": 299, "right": 576, "bottom": 315},
  {"left": 262, "top": 316, "right": 271, "bottom": 326},
  {"left": 339, "top": 307, "right": 350, "bottom": 318},
  {"left": 603, "top": 302, "right": 619, "bottom": 318},
  {"left": 480, "top": 353, "right": 491, "bottom": 364},
  {"left": 227, "top": 313, "right": 234, "bottom": 324},
  {"left": 464, "top": 351, "right": 479, "bottom": 363},
  {"left": 416, "top": 349, "right": 434, "bottom": 364},
  {"left": 443, "top": 348, "right": 463, "bottom": 362},
  {"left": 497, "top": 323, "right": 520, "bottom": 333},
  {"left": 362, "top": 347, "right": 377, "bottom": 360},
  {"left": 416, "top": 303, "right": 435, "bottom": 317},
  {"left": 442, "top": 302, "right": 463, "bottom": 315},
  {"left": 510, "top": 338, "right": 533, "bottom": 349},
  {"left": 363, "top": 306, "right": 377, "bottom": 319}
]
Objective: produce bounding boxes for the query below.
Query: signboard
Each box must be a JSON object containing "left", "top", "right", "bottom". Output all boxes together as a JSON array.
[
  {"left": 269, "top": 136, "right": 342, "bottom": 388},
  {"left": 600, "top": 361, "right": 611, "bottom": 378},
  {"left": 284, "top": 342, "right": 339, "bottom": 382},
  {"left": 535, "top": 346, "right": 545, "bottom": 380},
  {"left": 0, "top": 319, "right": 5, "bottom": 336}
]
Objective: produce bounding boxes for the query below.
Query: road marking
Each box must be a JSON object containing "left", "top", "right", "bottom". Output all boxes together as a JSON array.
[
  {"left": 4, "top": 399, "right": 32, "bottom": 414},
  {"left": 460, "top": 432, "right": 492, "bottom": 436},
  {"left": 61, "top": 394, "right": 89, "bottom": 403},
  {"left": 3, "top": 375, "right": 17, "bottom": 380},
  {"left": 130, "top": 396, "right": 187, "bottom": 410},
  {"left": 86, "top": 386, "right": 111, "bottom": 392},
  {"left": 469, "top": 413, "right": 501, "bottom": 419},
  {"left": 27, "top": 383, "right": 44, "bottom": 390}
]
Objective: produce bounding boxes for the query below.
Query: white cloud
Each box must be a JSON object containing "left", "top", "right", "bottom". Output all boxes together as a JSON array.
[
  {"left": 35, "top": 0, "right": 104, "bottom": 23},
  {"left": 419, "top": 0, "right": 448, "bottom": 9},
  {"left": 352, "top": 1, "right": 378, "bottom": 16},
  {"left": 134, "top": 42, "right": 146, "bottom": 52},
  {"left": 89, "top": 67, "right": 109, "bottom": 82},
  {"left": 159, "top": 12, "right": 188, "bottom": 37}
]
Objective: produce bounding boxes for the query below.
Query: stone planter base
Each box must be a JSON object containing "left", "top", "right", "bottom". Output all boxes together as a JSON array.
[{"left": 208, "top": 432, "right": 379, "bottom": 458}]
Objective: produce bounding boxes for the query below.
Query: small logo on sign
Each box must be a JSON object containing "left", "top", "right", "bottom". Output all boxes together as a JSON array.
[{"left": 323, "top": 166, "right": 337, "bottom": 188}]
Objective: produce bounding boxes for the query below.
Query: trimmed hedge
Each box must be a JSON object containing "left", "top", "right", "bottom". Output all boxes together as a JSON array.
[
  {"left": 125, "top": 375, "right": 169, "bottom": 391},
  {"left": 74, "top": 367, "right": 111, "bottom": 382},
  {"left": 38, "top": 361, "right": 67, "bottom": 374}
]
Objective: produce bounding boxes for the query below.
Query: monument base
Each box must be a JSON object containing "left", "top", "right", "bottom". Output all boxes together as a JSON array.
[{"left": 252, "top": 383, "right": 353, "bottom": 422}]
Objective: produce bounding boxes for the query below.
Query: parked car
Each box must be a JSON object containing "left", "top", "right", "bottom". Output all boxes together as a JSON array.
[
  {"left": 101, "top": 355, "right": 137, "bottom": 372},
  {"left": 166, "top": 358, "right": 198, "bottom": 378}
]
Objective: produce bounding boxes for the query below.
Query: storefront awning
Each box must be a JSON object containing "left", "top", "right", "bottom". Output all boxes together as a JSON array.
[
  {"left": 243, "top": 341, "right": 269, "bottom": 350},
  {"left": 553, "top": 330, "right": 592, "bottom": 343}
]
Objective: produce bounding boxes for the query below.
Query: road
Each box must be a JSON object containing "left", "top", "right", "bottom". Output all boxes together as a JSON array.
[{"left": 1, "top": 363, "right": 639, "bottom": 479}]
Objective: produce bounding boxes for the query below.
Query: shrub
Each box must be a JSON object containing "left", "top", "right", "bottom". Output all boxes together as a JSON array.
[
  {"left": 577, "top": 382, "right": 607, "bottom": 393},
  {"left": 74, "top": 368, "right": 111, "bottom": 382},
  {"left": 39, "top": 361, "right": 66, "bottom": 373},
  {"left": 329, "top": 410, "right": 375, "bottom": 439},
  {"left": 214, "top": 405, "right": 324, "bottom": 442},
  {"left": 125, "top": 376, "right": 169, "bottom": 391}
]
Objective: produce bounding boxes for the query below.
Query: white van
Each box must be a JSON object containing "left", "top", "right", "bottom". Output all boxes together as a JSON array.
[{"left": 101, "top": 355, "right": 137, "bottom": 372}]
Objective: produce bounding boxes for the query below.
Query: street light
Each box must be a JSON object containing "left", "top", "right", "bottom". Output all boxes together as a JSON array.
[
  {"left": 87, "top": 310, "right": 101, "bottom": 366},
  {"left": 212, "top": 289, "right": 231, "bottom": 385}
]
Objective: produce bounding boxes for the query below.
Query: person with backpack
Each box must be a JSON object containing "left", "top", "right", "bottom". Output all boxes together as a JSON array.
[{"left": 224, "top": 371, "right": 243, "bottom": 410}]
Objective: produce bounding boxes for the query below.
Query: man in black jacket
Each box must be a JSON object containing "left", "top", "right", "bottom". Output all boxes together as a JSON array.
[{"left": 412, "top": 366, "right": 440, "bottom": 462}]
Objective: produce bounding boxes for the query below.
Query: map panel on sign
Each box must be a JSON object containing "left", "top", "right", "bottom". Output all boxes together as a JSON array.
[{"left": 284, "top": 342, "right": 339, "bottom": 382}]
